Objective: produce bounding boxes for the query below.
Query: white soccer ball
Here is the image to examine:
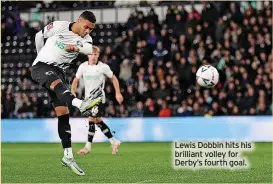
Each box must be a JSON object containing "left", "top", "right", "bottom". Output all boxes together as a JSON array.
[{"left": 196, "top": 65, "right": 219, "bottom": 88}]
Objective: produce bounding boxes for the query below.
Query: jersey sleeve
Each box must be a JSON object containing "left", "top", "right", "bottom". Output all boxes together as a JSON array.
[
  {"left": 103, "top": 64, "right": 113, "bottom": 78},
  {"left": 75, "top": 63, "right": 84, "bottom": 79},
  {"left": 78, "top": 35, "right": 93, "bottom": 55},
  {"left": 35, "top": 21, "right": 65, "bottom": 53},
  {"left": 42, "top": 21, "right": 64, "bottom": 38}
]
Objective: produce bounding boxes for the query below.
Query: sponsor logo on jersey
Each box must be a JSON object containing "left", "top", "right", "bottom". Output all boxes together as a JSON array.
[
  {"left": 76, "top": 41, "right": 83, "bottom": 47},
  {"left": 47, "top": 22, "right": 53, "bottom": 30},
  {"left": 55, "top": 40, "right": 66, "bottom": 50},
  {"left": 84, "top": 75, "right": 102, "bottom": 80}
]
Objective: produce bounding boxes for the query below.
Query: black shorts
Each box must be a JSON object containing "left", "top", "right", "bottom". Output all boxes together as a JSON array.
[
  {"left": 89, "top": 102, "right": 105, "bottom": 118},
  {"left": 31, "top": 62, "right": 70, "bottom": 108}
]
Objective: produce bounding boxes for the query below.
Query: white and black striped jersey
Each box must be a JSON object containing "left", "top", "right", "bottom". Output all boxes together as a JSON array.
[
  {"left": 32, "top": 21, "right": 92, "bottom": 70},
  {"left": 75, "top": 61, "right": 113, "bottom": 103}
]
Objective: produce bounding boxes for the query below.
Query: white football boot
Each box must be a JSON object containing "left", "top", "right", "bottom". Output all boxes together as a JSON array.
[
  {"left": 61, "top": 157, "right": 85, "bottom": 176},
  {"left": 79, "top": 91, "right": 102, "bottom": 116}
]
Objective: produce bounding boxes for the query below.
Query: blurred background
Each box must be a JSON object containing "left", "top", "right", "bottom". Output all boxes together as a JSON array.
[
  {"left": 1, "top": 2, "right": 272, "bottom": 183},
  {"left": 1, "top": 1, "right": 272, "bottom": 119}
]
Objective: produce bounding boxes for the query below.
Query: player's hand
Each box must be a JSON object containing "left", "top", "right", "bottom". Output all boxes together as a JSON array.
[
  {"left": 66, "top": 44, "right": 79, "bottom": 52},
  {"left": 115, "top": 93, "right": 123, "bottom": 104}
]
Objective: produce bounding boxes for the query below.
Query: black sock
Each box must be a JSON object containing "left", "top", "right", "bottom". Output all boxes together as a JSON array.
[
  {"left": 53, "top": 82, "right": 75, "bottom": 108},
  {"left": 58, "top": 114, "right": 71, "bottom": 148},
  {"left": 97, "top": 121, "right": 113, "bottom": 139},
  {"left": 88, "top": 121, "right": 95, "bottom": 142}
]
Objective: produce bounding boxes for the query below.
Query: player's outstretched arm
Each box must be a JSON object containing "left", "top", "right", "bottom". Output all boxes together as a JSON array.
[
  {"left": 111, "top": 75, "right": 123, "bottom": 104},
  {"left": 35, "top": 31, "right": 44, "bottom": 53},
  {"left": 65, "top": 42, "right": 92, "bottom": 54}
]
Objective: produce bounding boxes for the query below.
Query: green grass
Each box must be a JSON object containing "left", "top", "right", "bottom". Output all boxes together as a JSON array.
[{"left": 1, "top": 142, "right": 272, "bottom": 183}]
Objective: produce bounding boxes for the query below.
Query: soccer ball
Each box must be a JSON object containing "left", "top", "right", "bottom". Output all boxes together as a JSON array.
[{"left": 196, "top": 65, "right": 219, "bottom": 88}]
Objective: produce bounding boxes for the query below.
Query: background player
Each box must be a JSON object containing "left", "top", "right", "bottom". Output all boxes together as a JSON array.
[
  {"left": 31, "top": 11, "right": 102, "bottom": 176},
  {"left": 71, "top": 46, "right": 123, "bottom": 155}
]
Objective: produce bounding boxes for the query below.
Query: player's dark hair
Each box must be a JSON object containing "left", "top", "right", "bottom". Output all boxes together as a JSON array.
[{"left": 80, "top": 11, "right": 96, "bottom": 23}]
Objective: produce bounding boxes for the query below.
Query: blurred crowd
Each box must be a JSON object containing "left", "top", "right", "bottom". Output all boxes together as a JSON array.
[{"left": 1, "top": 2, "right": 272, "bottom": 118}]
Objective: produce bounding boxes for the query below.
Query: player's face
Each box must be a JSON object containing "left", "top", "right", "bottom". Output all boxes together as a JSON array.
[
  {"left": 89, "top": 50, "right": 100, "bottom": 64},
  {"left": 78, "top": 18, "right": 95, "bottom": 37}
]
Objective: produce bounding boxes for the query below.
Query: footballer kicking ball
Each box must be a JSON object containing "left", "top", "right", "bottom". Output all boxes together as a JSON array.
[{"left": 196, "top": 65, "right": 219, "bottom": 88}]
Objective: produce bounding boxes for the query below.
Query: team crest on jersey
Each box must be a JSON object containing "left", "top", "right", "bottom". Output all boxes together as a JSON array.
[
  {"left": 45, "top": 71, "right": 54, "bottom": 75},
  {"left": 47, "top": 22, "right": 53, "bottom": 30},
  {"left": 76, "top": 41, "right": 83, "bottom": 47}
]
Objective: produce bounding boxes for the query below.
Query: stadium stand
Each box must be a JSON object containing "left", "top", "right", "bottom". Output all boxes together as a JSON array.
[{"left": 1, "top": 1, "right": 272, "bottom": 118}]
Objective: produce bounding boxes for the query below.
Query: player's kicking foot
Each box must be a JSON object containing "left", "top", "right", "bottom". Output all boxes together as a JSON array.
[
  {"left": 61, "top": 157, "right": 85, "bottom": 176},
  {"left": 77, "top": 147, "right": 90, "bottom": 155},
  {"left": 112, "top": 140, "right": 121, "bottom": 154},
  {"left": 79, "top": 94, "right": 102, "bottom": 116}
]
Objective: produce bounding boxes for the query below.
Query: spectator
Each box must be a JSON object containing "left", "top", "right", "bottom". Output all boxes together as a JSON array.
[
  {"left": 144, "top": 98, "right": 158, "bottom": 117},
  {"left": 176, "top": 101, "right": 192, "bottom": 116},
  {"left": 17, "top": 94, "right": 34, "bottom": 118},
  {"left": 119, "top": 59, "right": 132, "bottom": 82},
  {"left": 2, "top": 93, "right": 15, "bottom": 118},
  {"left": 146, "top": 28, "right": 159, "bottom": 48},
  {"left": 158, "top": 100, "right": 172, "bottom": 117},
  {"left": 130, "top": 101, "right": 144, "bottom": 117},
  {"left": 152, "top": 41, "right": 168, "bottom": 61},
  {"left": 119, "top": 104, "right": 129, "bottom": 117}
]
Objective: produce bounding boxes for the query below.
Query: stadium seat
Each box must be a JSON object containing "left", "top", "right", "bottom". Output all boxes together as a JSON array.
[
  {"left": 17, "top": 63, "right": 23, "bottom": 68},
  {"left": 5, "top": 42, "right": 11, "bottom": 47},
  {"left": 4, "top": 49, "right": 9, "bottom": 54},
  {"left": 19, "top": 42, "right": 25, "bottom": 47},
  {"left": 107, "top": 31, "right": 112, "bottom": 36},
  {"left": 12, "top": 41, "right": 17, "bottom": 47},
  {"left": 11, "top": 49, "right": 17, "bottom": 54}
]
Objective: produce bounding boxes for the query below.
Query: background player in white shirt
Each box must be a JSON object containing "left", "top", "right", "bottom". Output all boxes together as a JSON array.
[
  {"left": 71, "top": 46, "right": 123, "bottom": 155},
  {"left": 31, "top": 11, "right": 101, "bottom": 176}
]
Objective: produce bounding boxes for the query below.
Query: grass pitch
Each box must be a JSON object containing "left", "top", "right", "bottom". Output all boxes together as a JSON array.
[{"left": 1, "top": 142, "right": 272, "bottom": 183}]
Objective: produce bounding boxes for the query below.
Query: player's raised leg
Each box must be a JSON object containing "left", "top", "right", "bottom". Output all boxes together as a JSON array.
[
  {"left": 50, "top": 78, "right": 102, "bottom": 116},
  {"left": 31, "top": 62, "right": 102, "bottom": 117}
]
